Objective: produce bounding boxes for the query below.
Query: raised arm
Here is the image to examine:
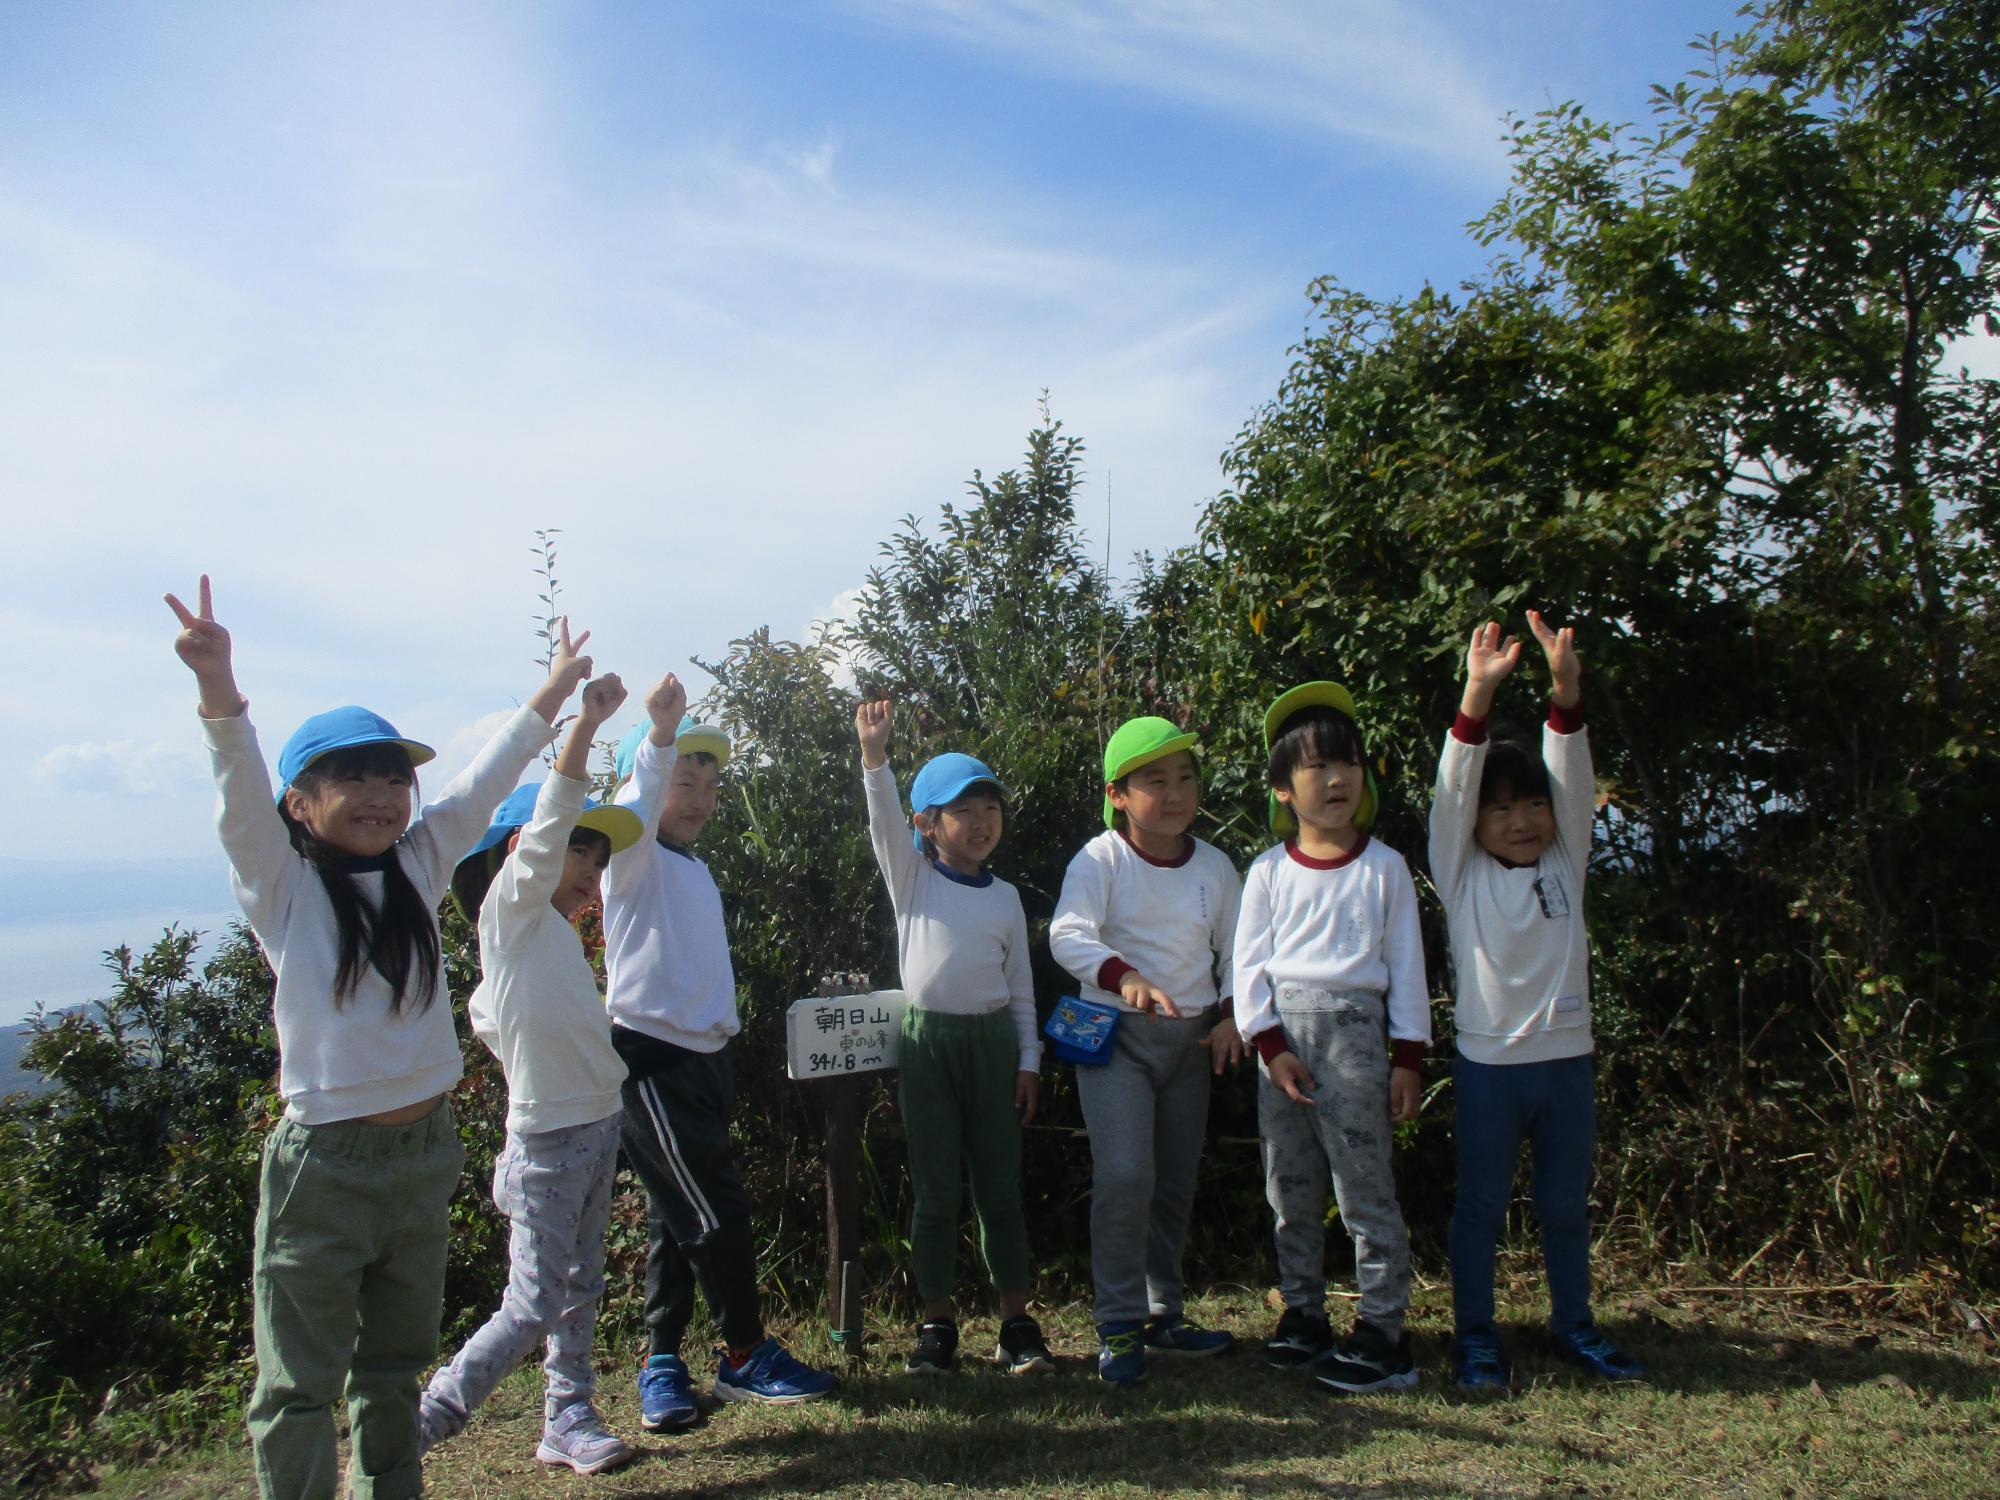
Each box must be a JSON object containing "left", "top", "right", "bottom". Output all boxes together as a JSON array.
[
  {"left": 1432, "top": 621, "right": 1518, "bottom": 897},
  {"left": 168, "top": 575, "right": 296, "bottom": 931},
  {"left": 489, "top": 674, "right": 630, "bottom": 937},
  {"left": 607, "top": 673, "right": 686, "bottom": 879},
  {"left": 1529, "top": 610, "right": 1595, "bottom": 875},
  {"left": 165, "top": 574, "right": 245, "bottom": 720},
  {"left": 856, "top": 698, "right": 921, "bottom": 908}
]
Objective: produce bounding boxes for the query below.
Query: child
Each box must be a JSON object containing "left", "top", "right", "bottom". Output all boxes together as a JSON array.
[
  {"left": 418, "top": 669, "right": 658, "bottom": 1474},
  {"left": 1049, "top": 715, "right": 1244, "bottom": 1386},
  {"left": 166, "top": 576, "right": 588, "bottom": 1500},
  {"left": 604, "top": 695, "right": 837, "bottom": 1429},
  {"left": 1233, "top": 682, "right": 1430, "bottom": 1395},
  {"left": 1432, "top": 613, "right": 1643, "bottom": 1387},
  {"left": 854, "top": 698, "right": 1053, "bottom": 1376}
]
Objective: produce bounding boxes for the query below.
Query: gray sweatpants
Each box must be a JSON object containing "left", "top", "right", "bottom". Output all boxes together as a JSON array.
[
  {"left": 424, "top": 1112, "right": 622, "bottom": 1430},
  {"left": 1256, "top": 985, "right": 1411, "bottom": 1334},
  {"left": 1077, "top": 1007, "right": 1213, "bottom": 1327}
]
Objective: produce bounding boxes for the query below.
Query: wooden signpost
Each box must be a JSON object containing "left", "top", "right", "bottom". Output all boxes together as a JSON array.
[{"left": 786, "top": 980, "right": 907, "bottom": 1359}]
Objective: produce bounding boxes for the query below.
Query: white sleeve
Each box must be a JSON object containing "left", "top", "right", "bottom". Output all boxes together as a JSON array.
[
  {"left": 1231, "top": 857, "right": 1280, "bottom": 1045},
  {"left": 1544, "top": 720, "right": 1596, "bottom": 888},
  {"left": 483, "top": 773, "right": 586, "bottom": 951},
  {"left": 1428, "top": 728, "right": 1485, "bottom": 903},
  {"left": 1003, "top": 889, "right": 1041, "bottom": 1070},
  {"left": 862, "top": 761, "right": 923, "bottom": 914},
  {"left": 1211, "top": 852, "right": 1242, "bottom": 1005},
  {"left": 1380, "top": 852, "right": 1432, "bottom": 1046},
  {"left": 200, "top": 709, "right": 303, "bottom": 943},
  {"left": 1047, "top": 844, "right": 1119, "bottom": 991},
  {"left": 605, "top": 734, "right": 677, "bottom": 898},
  {"left": 406, "top": 707, "right": 558, "bottom": 892}
]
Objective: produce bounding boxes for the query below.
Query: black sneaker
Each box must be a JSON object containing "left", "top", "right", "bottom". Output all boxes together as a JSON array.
[
  {"left": 1265, "top": 1306, "right": 1335, "bottom": 1368},
  {"left": 1312, "top": 1320, "right": 1418, "bottom": 1394},
  {"left": 905, "top": 1319, "right": 958, "bottom": 1375},
  {"left": 994, "top": 1315, "right": 1055, "bottom": 1374}
]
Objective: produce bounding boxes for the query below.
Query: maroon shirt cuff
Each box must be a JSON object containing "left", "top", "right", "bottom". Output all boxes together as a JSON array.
[
  {"left": 1451, "top": 711, "right": 1488, "bottom": 744},
  {"left": 1547, "top": 699, "right": 1584, "bottom": 734},
  {"left": 1097, "top": 957, "right": 1136, "bottom": 993},
  {"left": 1251, "top": 1026, "right": 1292, "bottom": 1064},
  {"left": 1390, "top": 1038, "right": 1427, "bottom": 1072}
]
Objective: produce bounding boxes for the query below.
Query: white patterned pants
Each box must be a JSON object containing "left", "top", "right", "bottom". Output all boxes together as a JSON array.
[{"left": 425, "top": 1112, "right": 621, "bottom": 1423}]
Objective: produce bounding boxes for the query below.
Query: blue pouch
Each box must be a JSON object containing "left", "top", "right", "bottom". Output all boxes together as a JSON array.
[{"left": 1043, "top": 994, "right": 1122, "bottom": 1067}]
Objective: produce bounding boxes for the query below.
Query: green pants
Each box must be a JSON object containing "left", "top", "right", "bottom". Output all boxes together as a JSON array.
[
  {"left": 248, "top": 1101, "right": 464, "bottom": 1500},
  {"left": 898, "top": 1006, "right": 1030, "bottom": 1303}
]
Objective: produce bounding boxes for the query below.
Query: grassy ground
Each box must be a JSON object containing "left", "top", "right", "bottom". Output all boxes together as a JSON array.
[{"left": 86, "top": 1282, "right": 1999, "bottom": 1500}]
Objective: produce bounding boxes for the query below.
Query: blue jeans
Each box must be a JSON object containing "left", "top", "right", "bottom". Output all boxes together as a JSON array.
[{"left": 1449, "top": 1052, "right": 1596, "bottom": 1336}]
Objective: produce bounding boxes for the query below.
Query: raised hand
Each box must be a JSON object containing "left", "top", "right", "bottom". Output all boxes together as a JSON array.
[
  {"left": 526, "top": 616, "right": 594, "bottom": 725},
  {"left": 163, "top": 575, "right": 243, "bottom": 718},
  {"left": 645, "top": 673, "right": 687, "bottom": 743},
  {"left": 1460, "top": 620, "right": 1522, "bottom": 718},
  {"left": 1527, "top": 610, "right": 1581, "bottom": 708},
  {"left": 579, "top": 672, "right": 627, "bottom": 727},
  {"left": 547, "top": 616, "right": 594, "bottom": 696},
  {"left": 854, "top": 698, "right": 893, "bottom": 770}
]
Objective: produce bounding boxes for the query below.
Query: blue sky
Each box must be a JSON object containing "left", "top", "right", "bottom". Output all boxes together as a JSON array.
[{"left": 1, "top": 0, "right": 1752, "bottom": 1018}]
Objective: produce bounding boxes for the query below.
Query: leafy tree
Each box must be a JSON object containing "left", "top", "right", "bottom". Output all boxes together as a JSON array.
[{"left": 1178, "top": 0, "right": 2000, "bottom": 1273}]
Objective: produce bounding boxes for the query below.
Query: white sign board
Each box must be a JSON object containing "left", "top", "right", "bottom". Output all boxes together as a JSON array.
[{"left": 785, "top": 989, "right": 908, "bottom": 1081}]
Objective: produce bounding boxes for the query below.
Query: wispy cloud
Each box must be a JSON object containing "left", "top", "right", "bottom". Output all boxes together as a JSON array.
[
  {"left": 32, "top": 740, "right": 210, "bottom": 799},
  {"left": 845, "top": 0, "right": 1509, "bottom": 176}
]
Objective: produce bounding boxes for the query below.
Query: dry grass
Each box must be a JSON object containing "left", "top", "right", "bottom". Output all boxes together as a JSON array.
[{"left": 86, "top": 1281, "right": 1999, "bottom": 1500}]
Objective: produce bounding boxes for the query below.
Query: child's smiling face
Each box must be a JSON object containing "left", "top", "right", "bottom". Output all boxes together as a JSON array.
[
  {"left": 285, "top": 770, "right": 412, "bottom": 857},
  {"left": 1109, "top": 750, "right": 1199, "bottom": 842},
  {"left": 1475, "top": 790, "right": 1555, "bottom": 866},
  {"left": 657, "top": 753, "right": 722, "bottom": 846},
  {"left": 918, "top": 786, "right": 1003, "bottom": 874},
  {"left": 1275, "top": 752, "right": 1365, "bottom": 837}
]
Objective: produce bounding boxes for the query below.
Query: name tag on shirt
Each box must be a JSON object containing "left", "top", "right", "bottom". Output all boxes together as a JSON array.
[
  {"left": 1532, "top": 873, "right": 1571, "bottom": 919},
  {"left": 1555, "top": 993, "right": 1584, "bottom": 1014}
]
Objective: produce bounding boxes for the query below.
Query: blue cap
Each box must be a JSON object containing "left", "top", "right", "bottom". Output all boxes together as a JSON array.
[
  {"left": 465, "top": 781, "right": 646, "bottom": 861},
  {"left": 613, "top": 714, "right": 733, "bottom": 782},
  {"left": 907, "top": 752, "right": 1005, "bottom": 851},
  {"left": 275, "top": 706, "right": 434, "bottom": 798}
]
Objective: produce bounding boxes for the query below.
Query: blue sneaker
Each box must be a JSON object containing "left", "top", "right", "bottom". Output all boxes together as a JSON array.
[
  {"left": 1144, "top": 1314, "right": 1235, "bottom": 1357},
  {"left": 1453, "top": 1329, "right": 1512, "bottom": 1392},
  {"left": 638, "top": 1353, "right": 698, "bottom": 1432},
  {"left": 1097, "top": 1321, "right": 1147, "bottom": 1387},
  {"left": 1551, "top": 1324, "right": 1645, "bottom": 1381},
  {"left": 714, "top": 1337, "right": 839, "bottom": 1404}
]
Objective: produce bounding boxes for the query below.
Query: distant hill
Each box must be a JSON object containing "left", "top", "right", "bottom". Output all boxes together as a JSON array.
[{"left": 0, "top": 1014, "right": 62, "bottom": 1098}]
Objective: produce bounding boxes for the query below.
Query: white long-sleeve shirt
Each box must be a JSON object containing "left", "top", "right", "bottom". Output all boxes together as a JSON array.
[
  {"left": 1429, "top": 706, "right": 1596, "bottom": 1065},
  {"left": 1048, "top": 829, "right": 1240, "bottom": 1015},
  {"left": 603, "top": 733, "right": 740, "bottom": 1053},
  {"left": 202, "top": 704, "right": 555, "bottom": 1124},
  {"left": 863, "top": 761, "right": 1040, "bottom": 1069},
  {"left": 1231, "top": 835, "right": 1432, "bottom": 1069},
  {"left": 467, "top": 772, "right": 628, "bottom": 1133}
]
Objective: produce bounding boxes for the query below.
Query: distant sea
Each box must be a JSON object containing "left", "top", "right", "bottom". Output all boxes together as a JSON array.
[{"left": 0, "top": 854, "right": 240, "bottom": 1027}]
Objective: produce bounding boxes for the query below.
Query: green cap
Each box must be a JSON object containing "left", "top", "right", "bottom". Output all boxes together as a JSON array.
[
  {"left": 1101, "top": 716, "right": 1199, "bottom": 828},
  {"left": 1262, "top": 681, "right": 1378, "bottom": 835}
]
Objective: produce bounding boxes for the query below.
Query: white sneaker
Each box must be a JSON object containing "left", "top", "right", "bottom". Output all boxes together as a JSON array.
[{"left": 536, "top": 1402, "right": 634, "bottom": 1476}]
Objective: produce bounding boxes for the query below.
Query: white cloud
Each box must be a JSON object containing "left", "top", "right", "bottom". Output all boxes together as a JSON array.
[
  {"left": 845, "top": 0, "right": 1509, "bottom": 177},
  {"left": 806, "top": 587, "right": 870, "bottom": 692},
  {"left": 33, "top": 740, "right": 210, "bottom": 799}
]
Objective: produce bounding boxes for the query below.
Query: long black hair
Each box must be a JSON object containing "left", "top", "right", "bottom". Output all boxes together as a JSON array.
[{"left": 282, "top": 741, "right": 440, "bottom": 1014}]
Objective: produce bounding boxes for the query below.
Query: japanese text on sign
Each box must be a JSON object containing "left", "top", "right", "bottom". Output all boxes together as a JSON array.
[{"left": 785, "top": 990, "right": 909, "bottom": 1080}]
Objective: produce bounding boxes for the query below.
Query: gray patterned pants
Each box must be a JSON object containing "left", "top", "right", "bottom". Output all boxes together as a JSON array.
[
  {"left": 1256, "top": 985, "right": 1411, "bottom": 1333},
  {"left": 424, "top": 1111, "right": 621, "bottom": 1429}
]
